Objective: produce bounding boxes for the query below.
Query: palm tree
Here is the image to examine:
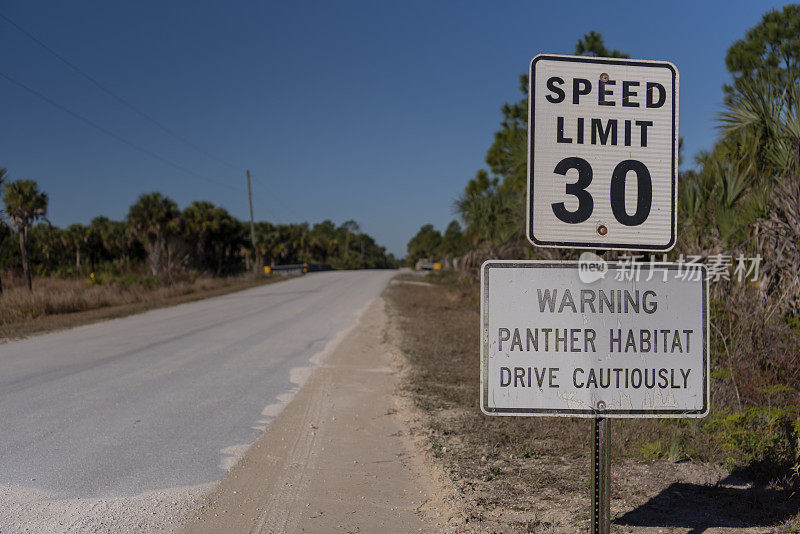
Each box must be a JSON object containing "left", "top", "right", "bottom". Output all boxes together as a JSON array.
[
  {"left": 64, "top": 224, "right": 88, "bottom": 272},
  {"left": 127, "top": 192, "right": 181, "bottom": 278},
  {"left": 28, "top": 223, "right": 57, "bottom": 272},
  {"left": 208, "top": 207, "right": 240, "bottom": 274},
  {"left": 89, "top": 216, "right": 128, "bottom": 266},
  {"left": 2, "top": 179, "right": 48, "bottom": 291},
  {"left": 309, "top": 220, "right": 338, "bottom": 262},
  {"left": 455, "top": 178, "right": 520, "bottom": 246},
  {"left": 720, "top": 77, "right": 800, "bottom": 177},
  {"left": 341, "top": 220, "right": 360, "bottom": 258},
  {"left": 0, "top": 221, "right": 8, "bottom": 295},
  {"left": 183, "top": 201, "right": 218, "bottom": 272},
  {"left": 254, "top": 221, "right": 278, "bottom": 267}
]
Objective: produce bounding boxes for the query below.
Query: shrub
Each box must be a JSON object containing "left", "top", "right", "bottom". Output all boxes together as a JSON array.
[{"left": 707, "top": 406, "right": 800, "bottom": 480}]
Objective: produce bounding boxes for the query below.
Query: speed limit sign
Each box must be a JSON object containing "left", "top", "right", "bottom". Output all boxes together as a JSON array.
[{"left": 528, "top": 54, "right": 678, "bottom": 250}]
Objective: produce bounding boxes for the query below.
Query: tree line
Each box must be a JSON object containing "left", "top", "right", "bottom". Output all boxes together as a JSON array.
[
  {"left": 407, "top": 7, "right": 800, "bottom": 481},
  {"left": 0, "top": 172, "right": 397, "bottom": 292},
  {"left": 406, "top": 220, "right": 469, "bottom": 267},
  {"left": 409, "top": 7, "right": 800, "bottom": 304},
  {"left": 406, "top": 31, "right": 632, "bottom": 264}
]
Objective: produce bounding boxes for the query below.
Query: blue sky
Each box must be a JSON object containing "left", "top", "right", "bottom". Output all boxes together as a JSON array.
[{"left": 0, "top": 0, "right": 789, "bottom": 257}]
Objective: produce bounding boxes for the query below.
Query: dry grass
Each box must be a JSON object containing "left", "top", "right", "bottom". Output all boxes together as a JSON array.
[
  {"left": 386, "top": 272, "right": 800, "bottom": 533},
  {"left": 0, "top": 272, "right": 284, "bottom": 340}
]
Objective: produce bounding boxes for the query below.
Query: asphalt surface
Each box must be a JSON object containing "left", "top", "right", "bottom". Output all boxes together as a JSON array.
[{"left": 0, "top": 270, "right": 396, "bottom": 500}]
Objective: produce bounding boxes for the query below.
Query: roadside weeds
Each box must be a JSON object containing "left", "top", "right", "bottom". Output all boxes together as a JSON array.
[
  {"left": 0, "top": 274, "right": 288, "bottom": 341},
  {"left": 385, "top": 273, "right": 800, "bottom": 533}
]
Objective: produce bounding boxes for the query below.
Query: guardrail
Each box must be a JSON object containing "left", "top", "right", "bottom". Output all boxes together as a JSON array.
[
  {"left": 415, "top": 261, "right": 442, "bottom": 271},
  {"left": 265, "top": 263, "right": 333, "bottom": 275}
]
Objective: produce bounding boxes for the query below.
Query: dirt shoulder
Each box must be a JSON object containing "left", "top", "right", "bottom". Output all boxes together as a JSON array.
[
  {"left": 183, "top": 296, "right": 444, "bottom": 533},
  {"left": 384, "top": 273, "right": 800, "bottom": 533}
]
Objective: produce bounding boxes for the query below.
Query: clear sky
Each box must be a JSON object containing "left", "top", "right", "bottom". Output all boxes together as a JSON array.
[{"left": 0, "top": 0, "right": 790, "bottom": 257}]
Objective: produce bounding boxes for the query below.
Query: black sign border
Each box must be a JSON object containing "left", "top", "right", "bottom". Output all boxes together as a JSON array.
[
  {"left": 480, "top": 261, "right": 709, "bottom": 417},
  {"left": 527, "top": 54, "right": 678, "bottom": 251}
]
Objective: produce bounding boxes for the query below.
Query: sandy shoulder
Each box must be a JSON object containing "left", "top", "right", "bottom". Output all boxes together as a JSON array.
[
  {"left": 0, "top": 482, "right": 212, "bottom": 534},
  {"left": 183, "top": 297, "right": 440, "bottom": 533}
]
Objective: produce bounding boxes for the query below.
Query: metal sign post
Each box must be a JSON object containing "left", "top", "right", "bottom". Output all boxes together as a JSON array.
[
  {"left": 593, "top": 254, "right": 610, "bottom": 534},
  {"left": 479, "top": 53, "right": 699, "bottom": 533},
  {"left": 480, "top": 260, "right": 709, "bottom": 533},
  {"left": 592, "top": 414, "right": 610, "bottom": 534}
]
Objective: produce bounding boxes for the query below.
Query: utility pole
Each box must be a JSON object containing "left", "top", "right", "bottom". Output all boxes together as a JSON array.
[{"left": 246, "top": 170, "right": 257, "bottom": 273}]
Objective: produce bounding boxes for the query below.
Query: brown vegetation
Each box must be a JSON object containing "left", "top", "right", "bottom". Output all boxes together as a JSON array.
[
  {"left": 756, "top": 178, "right": 800, "bottom": 316},
  {"left": 387, "top": 273, "right": 800, "bottom": 532},
  {"left": 0, "top": 272, "right": 283, "bottom": 340}
]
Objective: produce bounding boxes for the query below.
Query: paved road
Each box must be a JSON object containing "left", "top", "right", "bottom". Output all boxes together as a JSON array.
[{"left": 0, "top": 270, "right": 396, "bottom": 501}]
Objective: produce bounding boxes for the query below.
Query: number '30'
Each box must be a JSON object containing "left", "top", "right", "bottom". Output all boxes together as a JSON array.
[{"left": 551, "top": 157, "right": 652, "bottom": 226}]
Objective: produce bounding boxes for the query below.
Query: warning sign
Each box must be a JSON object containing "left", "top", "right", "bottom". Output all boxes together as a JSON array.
[{"left": 480, "top": 260, "right": 709, "bottom": 418}]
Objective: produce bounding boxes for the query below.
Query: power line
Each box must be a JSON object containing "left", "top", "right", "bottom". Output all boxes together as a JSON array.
[
  {"left": 1, "top": 68, "right": 300, "bottom": 219},
  {"left": 247, "top": 172, "right": 301, "bottom": 220},
  {"left": 0, "top": 70, "right": 242, "bottom": 192},
  {"left": 0, "top": 10, "right": 243, "bottom": 173},
  {"left": 0, "top": 11, "right": 303, "bottom": 218},
  {"left": 2, "top": 65, "right": 301, "bottom": 219}
]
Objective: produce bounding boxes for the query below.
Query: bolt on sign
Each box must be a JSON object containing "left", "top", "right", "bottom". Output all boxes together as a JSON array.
[
  {"left": 480, "top": 260, "right": 709, "bottom": 417},
  {"left": 527, "top": 54, "right": 679, "bottom": 250}
]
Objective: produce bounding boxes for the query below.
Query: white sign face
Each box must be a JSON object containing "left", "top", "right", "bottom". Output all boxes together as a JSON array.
[
  {"left": 528, "top": 54, "right": 679, "bottom": 250},
  {"left": 480, "top": 260, "right": 709, "bottom": 418}
]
